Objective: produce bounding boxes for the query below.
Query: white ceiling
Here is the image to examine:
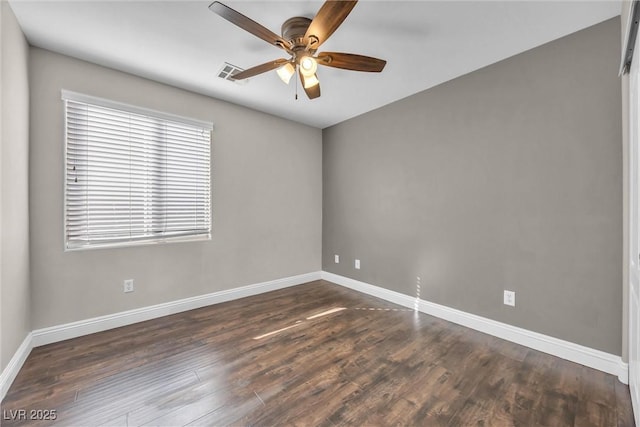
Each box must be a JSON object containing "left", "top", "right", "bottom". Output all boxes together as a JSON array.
[{"left": 9, "top": 0, "right": 621, "bottom": 129}]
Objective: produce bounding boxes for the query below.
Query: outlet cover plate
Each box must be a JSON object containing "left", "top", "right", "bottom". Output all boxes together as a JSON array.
[
  {"left": 124, "top": 279, "right": 134, "bottom": 293},
  {"left": 503, "top": 290, "right": 515, "bottom": 307}
]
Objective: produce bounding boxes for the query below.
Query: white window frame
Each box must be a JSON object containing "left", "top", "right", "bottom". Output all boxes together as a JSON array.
[{"left": 62, "top": 90, "right": 213, "bottom": 251}]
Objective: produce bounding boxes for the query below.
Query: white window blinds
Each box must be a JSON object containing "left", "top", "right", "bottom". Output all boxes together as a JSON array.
[{"left": 63, "top": 91, "right": 212, "bottom": 250}]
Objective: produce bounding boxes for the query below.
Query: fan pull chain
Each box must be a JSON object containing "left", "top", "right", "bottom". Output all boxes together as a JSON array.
[{"left": 295, "top": 65, "right": 299, "bottom": 100}]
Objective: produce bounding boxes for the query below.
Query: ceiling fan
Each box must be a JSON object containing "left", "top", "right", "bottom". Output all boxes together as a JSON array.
[{"left": 209, "top": 0, "right": 387, "bottom": 100}]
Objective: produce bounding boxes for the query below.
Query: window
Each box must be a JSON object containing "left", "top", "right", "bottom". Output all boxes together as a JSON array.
[{"left": 63, "top": 90, "right": 212, "bottom": 250}]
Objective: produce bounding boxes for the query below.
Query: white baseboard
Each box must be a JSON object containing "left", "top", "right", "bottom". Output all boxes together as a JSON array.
[
  {"left": 0, "top": 333, "right": 33, "bottom": 401},
  {"left": 32, "top": 271, "right": 322, "bottom": 347},
  {"left": 619, "top": 359, "right": 630, "bottom": 385},
  {"left": 321, "top": 271, "right": 629, "bottom": 383}
]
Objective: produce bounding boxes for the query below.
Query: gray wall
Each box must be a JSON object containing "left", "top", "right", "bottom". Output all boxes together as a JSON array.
[
  {"left": 1, "top": 2, "right": 31, "bottom": 371},
  {"left": 29, "top": 48, "right": 322, "bottom": 329},
  {"left": 323, "top": 18, "right": 622, "bottom": 355}
]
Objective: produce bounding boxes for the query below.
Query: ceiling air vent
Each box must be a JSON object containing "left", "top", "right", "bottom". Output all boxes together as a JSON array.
[{"left": 217, "top": 62, "right": 247, "bottom": 85}]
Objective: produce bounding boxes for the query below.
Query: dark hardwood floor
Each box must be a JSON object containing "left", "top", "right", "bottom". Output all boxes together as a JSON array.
[{"left": 1, "top": 280, "right": 635, "bottom": 426}]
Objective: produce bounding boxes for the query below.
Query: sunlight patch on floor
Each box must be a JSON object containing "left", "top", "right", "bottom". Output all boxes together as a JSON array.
[
  {"left": 253, "top": 321, "right": 303, "bottom": 340},
  {"left": 306, "top": 307, "right": 347, "bottom": 320},
  {"left": 252, "top": 304, "right": 410, "bottom": 340}
]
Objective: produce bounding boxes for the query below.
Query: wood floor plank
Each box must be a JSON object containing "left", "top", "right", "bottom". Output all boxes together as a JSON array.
[
  {"left": 139, "top": 385, "right": 233, "bottom": 427},
  {"left": 575, "top": 367, "right": 618, "bottom": 427},
  {"left": 1, "top": 280, "right": 634, "bottom": 427},
  {"left": 615, "top": 378, "right": 635, "bottom": 427}
]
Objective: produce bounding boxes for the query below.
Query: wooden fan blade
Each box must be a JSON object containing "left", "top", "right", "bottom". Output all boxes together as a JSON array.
[
  {"left": 300, "top": 71, "right": 321, "bottom": 99},
  {"left": 317, "top": 52, "right": 386, "bottom": 72},
  {"left": 304, "top": 0, "right": 358, "bottom": 49},
  {"left": 231, "top": 59, "right": 290, "bottom": 80},
  {"left": 209, "top": 2, "right": 290, "bottom": 50}
]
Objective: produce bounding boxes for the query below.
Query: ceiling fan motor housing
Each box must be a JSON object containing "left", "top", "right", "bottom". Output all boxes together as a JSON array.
[{"left": 281, "top": 17, "right": 316, "bottom": 54}]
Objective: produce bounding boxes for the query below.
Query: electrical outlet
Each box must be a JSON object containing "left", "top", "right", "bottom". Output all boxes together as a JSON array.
[
  {"left": 124, "top": 279, "right": 134, "bottom": 293},
  {"left": 334, "top": 254, "right": 340, "bottom": 264},
  {"left": 503, "top": 290, "right": 515, "bottom": 307},
  {"left": 355, "top": 259, "right": 360, "bottom": 269}
]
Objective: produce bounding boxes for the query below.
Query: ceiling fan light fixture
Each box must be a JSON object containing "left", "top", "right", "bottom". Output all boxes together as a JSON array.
[
  {"left": 299, "top": 56, "right": 318, "bottom": 77},
  {"left": 276, "top": 62, "right": 295, "bottom": 84},
  {"left": 301, "top": 73, "right": 320, "bottom": 89},
  {"left": 209, "top": 1, "right": 386, "bottom": 100}
]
